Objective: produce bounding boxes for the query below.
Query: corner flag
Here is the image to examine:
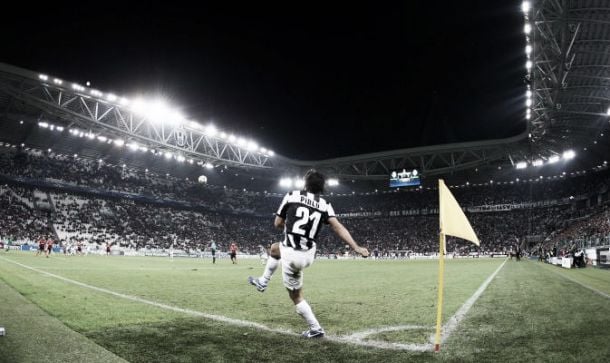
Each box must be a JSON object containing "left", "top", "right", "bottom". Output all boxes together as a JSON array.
[
  {"left": 438, "top": 179, "right": 479, "bottom": 246},
  {"left": 434, "top": 179, "right": 479, "bottom": 352}
]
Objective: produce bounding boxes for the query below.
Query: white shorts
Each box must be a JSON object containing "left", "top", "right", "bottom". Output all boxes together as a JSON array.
[{"left": 280, "top": 243, "right": 316, "bottom": 291}]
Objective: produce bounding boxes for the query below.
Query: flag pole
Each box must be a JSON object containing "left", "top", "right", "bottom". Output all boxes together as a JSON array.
[
  {"left": 433, "top": 231, "right": 446, "bottom": 352},
  {"left": 434, "top": 179, "right": 446, "bottom": 352}
]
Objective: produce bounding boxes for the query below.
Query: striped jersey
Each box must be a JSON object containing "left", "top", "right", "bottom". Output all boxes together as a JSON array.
[{"left": 276, "top": 190, "right": 336, "bottom": 250}]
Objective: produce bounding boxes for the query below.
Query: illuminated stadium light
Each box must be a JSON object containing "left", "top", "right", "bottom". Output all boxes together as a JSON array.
[
  {"left": 205, "top": 124, "right": 218, "bottom": 136},
  {"left": 563, "top": 149, "right": 576, "bottom": 160},
  {"left": 73, "top": 154, "right": 78, "bottom": 158},
  {"left": 106, "top": 93, "right": 117, "bottom": 102},
  {"left": 53, "top": 78, "right": 63, "bottom": 85},
  {"left": 524, "top": 23, "right": 531, "bottom": 34},
  {"left": 526, "top": 90, "right": 532, "bottom": 98},
  {"left": 97, "top": 136, "right": 108, "bottom": 142},
  {"left": 204, "top": 162, "right": 214, "bottom": 169},
  {"left": 269, "top": 150, "right": 275, "bottom": 157},
  {"left": 114, "top": 139, "right": 125, "bottom": 146},
  {"left": 131, "top": 98, "right": 147, "bottom": 114},
  {"left": 279, "top": 178, "right": 292, "bottom": 188},
  {"left": 228, "top": 134, "right": 236, "bottom": 143},
  {"left": 526, "top": 113, "right": 531, "bottom": 120},
  {"left": 39, "top": 74, "right": 48, "bottom": 81},
  {"left": 525, "top": 45, "right": 532, "bottom": 55},
  {"left": 260, "top": 147, "right": 267, "bottom": 154},
  {"left": 176, "top": 155, "right": 186, "bottom": 162},
  {"left": 532, "top": 159, "right": 544, "bottom": 167},
  {"left": 246, "top": 140, "right": 258, "bottom": 151},
  {"left": 525, "top": 60, "right": 533, "bottom": 70},
  {"left": 515, "top": 161, "right": 528, "bottom": 169},
  {"left": 525, "top": 98, "right": 532, "bottom": 107},
  {"left": 521, "top": 1, "right": 530, "bottom": 13},
  {"left": 72, "top": 83, "right": 85, "bottom": 91},
  {"left": 220, "top": 132, "right": 227, "bottom": 139},
  {"left": 120, "top": 98, "right": 130, "bottom": 106},
  {"left": 189, "top": 121, "right": 201, "bottom": 129},
  {"left": 86, "top": 133, "right": 95, "bottom": 139},
  {"left": 38, "top": 122, "right": 49, "bottom": 128},
  {"left": 164, "top": 152, "right": 173, "bottom": 159},
  {"left": 327, "top": 178, "right": 339, "bottom": 186},
  {"left": 127, "top": 143, "right": 139, "bottom": 151},
  {"left": 237, "top": 137, "right": 247, "bottom": 147},
  {"left": 607, "top": 107, "right": 610, "bottom": 116},
  {"left": 139, "top": 146, "right": 148, "bottom": 152},
  {"left": 188, "top": 159, "right": 194, "bottom": 164},
  {"left": 56, "top": 126, "right": 64, "bottom": 132},
  {"left": 548, "top": 155, "right": 560, "bottom": 164},
  {"left": 294, "top": 179, "right": 305, "bottom": 189},
  {"left": 91, "top": 89, "right": 103, "bottom": 97}
]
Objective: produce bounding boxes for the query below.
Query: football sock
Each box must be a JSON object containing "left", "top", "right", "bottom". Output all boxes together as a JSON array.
[
  {"left": 260, "top": 256, "right": 279, "bottom": 284},
  {"left": 296, "top": 300, "right": 321, "bottom": 330}
]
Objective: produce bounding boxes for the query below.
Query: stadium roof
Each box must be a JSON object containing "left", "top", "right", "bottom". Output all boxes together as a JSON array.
[{"left": 0, "top": 1, "right": 608, "bottom": 182}]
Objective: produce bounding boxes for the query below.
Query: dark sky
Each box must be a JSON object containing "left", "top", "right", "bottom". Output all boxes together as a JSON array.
[{"left": 2, "top": 1, "right": 527, "bottom": 160}]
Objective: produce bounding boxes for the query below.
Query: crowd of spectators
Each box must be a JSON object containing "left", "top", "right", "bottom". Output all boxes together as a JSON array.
[{"left": 1, "top": 145, "right": 609, "bottom": 256}]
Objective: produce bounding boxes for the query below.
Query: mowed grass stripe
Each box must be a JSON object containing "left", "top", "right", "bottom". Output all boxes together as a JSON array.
[
  {"left": 533, "top": 260, "right": 610, "bottom": 298},
  {"left": 443, "top": 260, "right": 610, "bottom": 363},
  {"left": 0, "top": 278, "right": 128, "bottom": 363}
]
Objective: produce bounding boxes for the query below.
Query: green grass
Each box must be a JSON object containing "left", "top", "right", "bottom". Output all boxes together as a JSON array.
[{"left": 0, "top": 252, "right": 609, "bottom": 362}]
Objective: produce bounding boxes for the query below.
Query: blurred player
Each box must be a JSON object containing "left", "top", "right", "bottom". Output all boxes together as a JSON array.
[
  {"left": 209, "top": 240, "right": 217, "bottom": 264},
  {"left": 106, "top": 242, "right": 111, "bottom": 256},
  {"left": 248, "top": 169, "right": 368, "bottom": 338},
  {"left": 36, "top": 235, "right": 46, "bottom": 256},
  {"left": 45, "top": 237, "right": 54, "bottom": 258},
  {"left": 258, "top": 244, "right": 268, "bottom": 265},
  {"left": 229, "top": 242, "right": 238, "bottom": 264}
]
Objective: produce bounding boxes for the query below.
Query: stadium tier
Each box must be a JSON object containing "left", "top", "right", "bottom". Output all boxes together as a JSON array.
[{"left": 1, "top": 144, "right": 608, "bottom": 257}]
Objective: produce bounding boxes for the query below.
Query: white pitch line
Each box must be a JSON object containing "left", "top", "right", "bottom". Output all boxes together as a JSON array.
[
  {"left": 541, "top": 264, "right": 610, "bottom": 300},
  {"left": 0, "top": 256, "right": 427, "bottom": 351},
  {"left": 437, "top": 258, "right": 508, "bottom": 345}
]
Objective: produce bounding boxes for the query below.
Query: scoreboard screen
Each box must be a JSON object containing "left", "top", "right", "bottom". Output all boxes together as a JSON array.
[{"left": 389, "top": 169, "right": 420, "bottom": 187}]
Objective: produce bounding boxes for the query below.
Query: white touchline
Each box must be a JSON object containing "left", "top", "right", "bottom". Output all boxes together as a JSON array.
[
  {"left": 542, "top": 264, "right": 610, "bottom": 300},
  {"left": 436, "top": 258, "right": 508, "bottom": 345},
  {"left": 0, "top": 256, "right": 429, "bottom": 352}
]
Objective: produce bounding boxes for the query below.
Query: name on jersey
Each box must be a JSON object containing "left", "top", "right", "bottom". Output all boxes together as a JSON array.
[{"left": 300, "top": 195, "right": 320, "bottom": 210}]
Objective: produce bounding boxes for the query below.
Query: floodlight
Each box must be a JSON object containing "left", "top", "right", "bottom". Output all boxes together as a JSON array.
[
  {"left": 53, "top": 78, "right": 63, "bottom": 85},
  {"left": 532, "top": 159, "right": 544, "bottom": 167},
  {"left": 91, "top": 90, "right": 103, "bottom": 97},
  {"left": 260, "top": 147, "right": 267, "bottom": 153},
  {"left": 525, "top": 45, "right": 532, "bottom": 55},
  {"left": 228, "top": 134, "right": 236, "bottom": 143},
  {"left": 327, "top": 178, "right": 339, "bottom": 186},
  {"left": 131, "top": 99, "right": 147, "bottom": 114},
  {"left": 269, "top": 150, "right": 275, "bottom": 157},
  {"left": 189, "top": 121, "right": 201, "bottom": 129},
  {"left": 237, "top": 137, "right": 247, "bottom": 147},
  {"left": 548, "top": 155, "right": 560, "bottom": 164},
  {"left": 220, "top": 132, "right": 227, "bottom": 139},
  {"left": 521, "top": 1, "right": 530, "bottom": 13},
  {"left": 114, "top": 139, "right": 125, "bottom": 146},
  {"left": 127, "top": 143, "right": 139, "bottom": 151},
  {"left": 524, "top": 23, "right": 531, "bottom": 34},
  {"left": 516, "top": 161, "right": 528, "bottom": 169},
  {"left": 563, "top": 150, "right": 575, "bottom": 160},
  {"left": 204, "top": 162, "right": 214, "bottom": 169},
  {"left": 526, "top": 90, "right": 532, "bottom": 98},
  {"left": 39, "top": 122, "right": 49, "bottom": 128},
  {"left": 526, "top": 98, "right": 532, "bottom": 107},
  {"left": 607, "top": 107, "right": 610, "bottom": 116},
  {"left": 279, "top": 178, "right": 292, "bottom": 188},
  {"left": 176, "top": 155, "right": 186, "bottom": 162},
  {"left": 139, "top": 146, "right": 148, "bottom": 152},
  {"left": 56, "top": 126, "right": 64, "bottom": 132},
  {"left": 107, "top": 93, "right": 117, "bottom": 102},
  {"left": 205, "top": 124, "right": 218, "bottom": 136},
  {"left": 164, "top": 152, "right": 173, "bottom": 159},
  {"left": 246, "top": 140, "right": 258, "bottom": 151},
  {"left": 97, "top": 136, "right": 108, "bottom": 142},
  {"left": 39, "top": 74, "right": 48, "bottom": 81},
  {"left": 120, "top": 98, "right": 130, "bottom": 106},
  {"left": 526, "top": 60, "right": 533, "bottom": 69}
]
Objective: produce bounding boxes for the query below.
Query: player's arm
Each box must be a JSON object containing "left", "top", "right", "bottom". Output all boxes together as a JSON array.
[
  {"left": 328, "top": 217, "right": 369, "bottom": 257},
  {"left": 274, "top": 215, "right": 285, "bottom": 229}
]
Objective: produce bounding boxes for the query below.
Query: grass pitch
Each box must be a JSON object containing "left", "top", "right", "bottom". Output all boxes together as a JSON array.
[{"left": 0, "top": 252, "right": 608, "bottom": 362}]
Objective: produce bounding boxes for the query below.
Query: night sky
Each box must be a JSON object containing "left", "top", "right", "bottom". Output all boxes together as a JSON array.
[{"left": 2, "top": 1, "right": 527, "bottom": 160}]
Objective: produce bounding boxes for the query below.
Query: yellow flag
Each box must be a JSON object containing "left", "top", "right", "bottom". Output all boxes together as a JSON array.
[{"left": 438, "top": 179, "right": 479, "bottom": 246}]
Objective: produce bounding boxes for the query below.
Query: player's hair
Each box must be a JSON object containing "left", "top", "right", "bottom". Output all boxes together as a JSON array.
[{"left": 304, "top": 169, "right": 325, "bottom": 194}]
